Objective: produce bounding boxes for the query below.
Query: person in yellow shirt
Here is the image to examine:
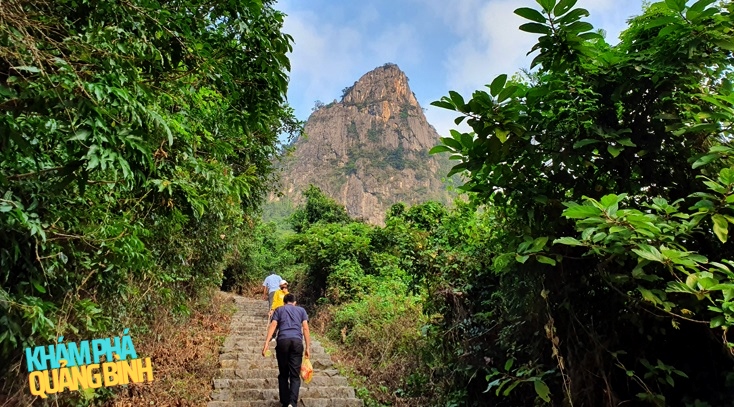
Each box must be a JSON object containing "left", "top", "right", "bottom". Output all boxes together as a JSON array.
[{"left": 268, "top": 280, "right": 289, "bottom": 319}]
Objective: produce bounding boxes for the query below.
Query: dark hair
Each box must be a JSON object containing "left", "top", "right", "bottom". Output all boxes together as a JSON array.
[{"left": 283, "top": 293, "right": 296, "bottom": 304}]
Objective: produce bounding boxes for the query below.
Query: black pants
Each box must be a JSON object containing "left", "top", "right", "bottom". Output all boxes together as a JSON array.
[{"left": 275, "top": 337, "right": 304, "bottom": 407}]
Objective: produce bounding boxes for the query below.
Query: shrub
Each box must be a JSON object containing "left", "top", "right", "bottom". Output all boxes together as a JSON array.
[
  {"left": 331, "top": 294, "right": 424, "bottom": 355},
  {"left": 325, "top": 260, "right": 368, "bottom": 304}
]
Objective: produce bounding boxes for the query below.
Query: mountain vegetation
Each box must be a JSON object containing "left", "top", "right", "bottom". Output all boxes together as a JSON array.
[
  {"left": 0, "top": 0, "right": 299, "bottom": 403},
  {"left": 3, "top": 0, "right": 734, "bottom": 406},
  {"left": 249, "top": 1, "right": 734, "bottom": 406},
  {"left": 266, "top": 63, "right": 457, "bottom": 225},
  {"left": 426, "top": 0, "right": 734, "bottom": 403}
]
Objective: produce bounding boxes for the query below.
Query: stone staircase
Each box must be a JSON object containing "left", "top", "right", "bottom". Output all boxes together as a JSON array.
[{"left": 208, "top": 296, "right": 364, "bottom": 407}]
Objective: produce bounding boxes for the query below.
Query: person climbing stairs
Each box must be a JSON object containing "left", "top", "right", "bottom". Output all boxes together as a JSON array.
[{"left": 207, "top": 296, "right": 364, "bottom": 407}]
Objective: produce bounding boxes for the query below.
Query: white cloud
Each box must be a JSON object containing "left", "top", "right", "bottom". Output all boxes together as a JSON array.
[
  {"left": 278, "top": 0, "right": 645, "bottom": 141},
  {"left": 440, "top": 0, "right": 642, "bottom": 94},
  {"left": 356, "top": 3, "right": 380, "bottom": 27},
  {"left": 282, "top": 9, "right": 364, "bottom": 110},
  {"left": 445, "top": 0, "right": 537, "bottom": 94},
  {"left": 280, "top": 2, "right": 425, "bottom": 120},
  {"left": 414, "top": 0, "right": 645, "bottom": 137},
  {"left": 369, "top": 23, "right": 422, "bottom": 66}
]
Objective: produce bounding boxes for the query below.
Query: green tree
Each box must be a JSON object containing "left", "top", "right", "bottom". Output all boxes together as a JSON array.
[
  {"left": 430, "top": 0, "right": 734, "bottom": 405},
  {"left": 0, "top": 0, "right": 299, "bottom": 396},
  {"left": 289, "top": 185, "right": 352, "bottom": 233}
]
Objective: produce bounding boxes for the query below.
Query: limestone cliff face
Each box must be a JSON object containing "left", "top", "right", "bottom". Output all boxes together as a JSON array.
[{"left": 271, "top": 63, "right": 453, "bottom": 225}]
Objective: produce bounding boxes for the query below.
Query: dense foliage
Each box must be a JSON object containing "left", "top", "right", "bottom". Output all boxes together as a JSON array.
[
  {"left": 268, "top": 1, "right": 734, "bottom": 407},
  {"left": 257, "top": 186, "right": 491, "bottom": 405},
  {"left": 0, "top": 0, "right": 298, "bottom": 401},
  {"left": 4, "top": 0, "right": 733, "bottom": 406},
  {"left": 428, "top": 0, "right": 734, "bottom": 405}
]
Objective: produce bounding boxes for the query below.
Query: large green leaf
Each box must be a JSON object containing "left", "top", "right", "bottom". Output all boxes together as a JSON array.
[
  {"left": 534, "top": 380, "right": 551, "bottom": 402},
  {"left": 714, "top": 40, "right": 734, "bottom": 51},
  {"left": 460, "top": 132, "right": 474, "bottom": 148},
  {"left": 440, "top": 137, "right": 463, "bottom": 151},
  {"left": 553, "top": 0, "right": 577, "bottom": 16},
  {"left": 449, "top": 91, "right": 466, "bottom": 110},
  {"left": 429, "top": 145, "right": 453, "bottom": 154},
  {"left": 12, "top": 66, "right": 41, "bottom": 73},
  {"left": 644, "top": 16, "right": 679, "bottom": 30},
  {"left": 490, "top": 74, "right": 508, "bottom": 97},
  {"left": 519, "top": 23, "right": 552, "bottom": 35},
  {"left": 554, "top": 236, "right": 584, "bottom": 246},
  {"left": 664, "top": 0, "right": 686, "bottom": 12},
  {"left": 565, "top": 21, "right": 594, "bottom": 33},
  {"left": 431, "top": 100, "right": 456, "bottom": 110},
  {"left": 578, "top": 32, "right": 604, "bottom": 40},
  {"left": 632, "top": 246, "right": 665, "bottom": 263},
  {"left": 31, "top": 280, "right": 46, "bottom": 294},
  {"left": 494, "top": 128, "right": 509, "bottom": 143},
  {"left": 713, "top": 214, "right": 729, "bottom": 243},
  {"left": 538, "top": 0, "right": 556, "bottom": 14},
  {"left": 562, "top": 204, "right": 602, "bottom": 218},
  {"left": 573, "top": 139, "right": 598, "bottom": 149},
  {"left": 514, "top": 7, "right": 547, "bottom": 23},
  {"left": 557, "top": 8, "right": 589, "bottom": 24},
  {"left": 537, "top": 255, "right": 557, "bottom": 266},
  {"left": 638, "top": 287, "right": 662, "bottom": 305},
  {"left": 688, "top": 0, "right": 717, "bottom": 14},
  {"left": 710, "top": 316, "right": 725, "bottom": 328},
  {"left": 607, "top": 145, "right": 622, "bottom": 157},
  {"left": 692, "top": 153, "right": 720, "bottom": 169},
  {"left": 447, "top": 162, "right": 469, "bottom": 177},
  {"left": 497, "top": 85, "right": 519, "bottom": 103},
  {"left": 617, "top": 138, "right": 636, "bottom": 147}
]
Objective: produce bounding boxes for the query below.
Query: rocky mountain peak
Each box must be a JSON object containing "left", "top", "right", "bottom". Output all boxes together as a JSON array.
[
  {"left": 268, "top": 63, "right": 455, "bottom": 225},
  {"left": 341, "top": 63, "right": 419, "bottom": 108}
]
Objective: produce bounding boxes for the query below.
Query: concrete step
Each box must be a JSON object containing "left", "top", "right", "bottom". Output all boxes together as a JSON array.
[
  {"left": 219, "top": 359, "right": 278, "bottom": 370},
  {"left": 220, "top": 345, "right": 327, "bottom": 355},
  {"left": 208, "top": 398, "right": 363, "bottom": 407},
  {"left": 216, "top": 368, "right": 342, "bottom": 380},
  {"left": 220, "top": 359, "right": 333, "bottom": 370},
  {"left": 229, "top": 321, "right": 269, "bottom": 325},
  {"left": 225, "top": 335, "right": 326, "bottom": 344},
  {"left": 223, "top": 335, "right": 317, "bottom": 342},
  {"left": 227, "top": 328, "right": 268, "bottom": 333},
  {"left": 219, "top": 353, "right": 332, "bottom": 366},
  {"left": 211, "top": 295, "right": 363, "bottom": 407},
  {"left": 213, "top": 377, "right": 349, "bottom": 389},
  {"left": 210, "top": 386, "right": 355, "bottom": 401},
  {"left": 297, "top": 400, "right": 363, "bottom": 407},
  {"left": 227, "top": 327, "right": 268, "bottom": 332}
]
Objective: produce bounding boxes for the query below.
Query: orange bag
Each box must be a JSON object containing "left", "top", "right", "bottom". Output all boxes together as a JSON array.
[{"left": 300, "top": 357, "right": 313, "bottom": 384}]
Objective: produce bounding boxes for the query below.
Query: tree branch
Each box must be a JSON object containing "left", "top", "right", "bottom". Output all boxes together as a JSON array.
[{"left": 6, "top": 166, "right": 64, "bottom": 180}]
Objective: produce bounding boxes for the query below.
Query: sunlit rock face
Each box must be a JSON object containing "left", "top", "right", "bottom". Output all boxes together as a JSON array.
[{"left": 271, "top": 63, "right": 454, "bottom": 225}]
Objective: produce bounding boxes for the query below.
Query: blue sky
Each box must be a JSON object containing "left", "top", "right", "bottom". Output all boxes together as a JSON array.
[{"left": 276, "top": 0, "right": 646, "bottom": 138}]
